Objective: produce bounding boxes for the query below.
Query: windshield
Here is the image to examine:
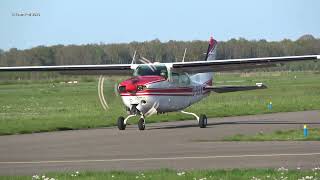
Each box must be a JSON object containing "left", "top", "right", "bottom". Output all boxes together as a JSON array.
[{"left": 134, "top": 65, "right": 168, "bottom": 79}]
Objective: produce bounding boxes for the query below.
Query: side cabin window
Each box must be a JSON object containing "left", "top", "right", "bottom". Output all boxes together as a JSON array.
[
  {"left": 172, "top": 72, "right": 190, "bottom": 86},
  {"left": 134, "top": 65, "right": 168, "bottom": 79}
]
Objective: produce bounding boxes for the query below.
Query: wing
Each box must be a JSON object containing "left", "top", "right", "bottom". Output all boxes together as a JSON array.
[
  {"left": 1, "top": 55, "right": 319, "bottom": 74},
  {"left": 0, "top": 64, "right": 133, "bottom": 75},
  {"left": 205, "top": 83, "right": 267, "bottom": 93},
  {"left": 172, "top": 55, "right": 320, "bottom": 73}
]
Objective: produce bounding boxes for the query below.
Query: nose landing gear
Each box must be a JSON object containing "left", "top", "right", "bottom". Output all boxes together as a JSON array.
[{"left": 117, "top": 114, "right": 146, "bottom": 131}]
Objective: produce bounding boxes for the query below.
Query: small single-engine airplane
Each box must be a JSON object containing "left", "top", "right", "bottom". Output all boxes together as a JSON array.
[{"left": 0, "top": 37, "right": 319, "bottom": 130}]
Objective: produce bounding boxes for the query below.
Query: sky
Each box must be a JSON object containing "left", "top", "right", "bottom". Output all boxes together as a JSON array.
[{"left": 0, "top": 0, "right": 319, "bottom": 50}]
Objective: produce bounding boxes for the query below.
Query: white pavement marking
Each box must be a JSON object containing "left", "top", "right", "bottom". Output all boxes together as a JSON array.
[{"left": 1, "top": 152, "right": 320, "bottom": 164}]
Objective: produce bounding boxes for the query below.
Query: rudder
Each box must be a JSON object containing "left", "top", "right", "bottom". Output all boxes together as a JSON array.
[{"left": 205, "top": 36, "right": 218, "bottom": 61}]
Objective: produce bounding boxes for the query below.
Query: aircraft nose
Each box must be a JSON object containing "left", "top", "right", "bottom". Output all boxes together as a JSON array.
[{"left": 126, "top": 83, "right": 136, "bottom": 92}]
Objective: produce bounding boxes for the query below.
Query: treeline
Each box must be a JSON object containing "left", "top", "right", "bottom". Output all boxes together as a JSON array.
[{"left": 0, "top": 34, "right": 320, "bottom": 70}]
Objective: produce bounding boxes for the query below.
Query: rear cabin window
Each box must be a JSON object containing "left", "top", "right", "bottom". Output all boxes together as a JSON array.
[{"left": 172, "top": 72, "right": 190, "bottom": 86}]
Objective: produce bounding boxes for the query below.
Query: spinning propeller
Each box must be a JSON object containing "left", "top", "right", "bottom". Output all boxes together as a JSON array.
[{"left": 97, "top": 52, "right": 160, "bottom": 115}]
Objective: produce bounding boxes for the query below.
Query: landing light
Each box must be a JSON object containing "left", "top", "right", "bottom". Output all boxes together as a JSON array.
[{"left": 137, "top": 85, "right": 146, "bottom": 91}]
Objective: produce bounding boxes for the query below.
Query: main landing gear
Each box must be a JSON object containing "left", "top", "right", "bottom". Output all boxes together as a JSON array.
[
  {"left": 117, "top": 116, "right": 126, "bottom": 130},
  {"left": 117, "top": 114, "right": 145, "bottom": 130},
  {"left": 181, "top": 111, "right": 207, "bottom": 128},
  {"left": 138, "top": 117, "right": 145, "bottom": 130},
  {"left": 117, "top": 110, "right": 208, "bottom": 130}
]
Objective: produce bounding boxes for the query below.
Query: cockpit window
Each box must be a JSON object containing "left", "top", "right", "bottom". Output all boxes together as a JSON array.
[{"left": 134, "top": 65, "right": 168, "bottom": 79}]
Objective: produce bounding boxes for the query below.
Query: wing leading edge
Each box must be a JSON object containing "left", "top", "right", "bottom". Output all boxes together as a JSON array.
[
  {"left": 0, "top": 55, "right": 319, "bottom": 75},
  {"left": 0, "top": 64, "right": 133, "bottom": 75},
  {"left": 172, "top": 55, "right": 320, "bottom": 73}
]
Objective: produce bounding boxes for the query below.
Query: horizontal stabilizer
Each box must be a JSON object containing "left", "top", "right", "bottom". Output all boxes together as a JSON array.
[{"left": 205, "top": 83, "right": 267, "bottom": 93}]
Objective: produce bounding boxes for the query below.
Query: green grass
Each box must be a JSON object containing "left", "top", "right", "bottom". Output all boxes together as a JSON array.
[
  {"left": 1, "top": 168, "right": 320, "bottom": 180},
  {"left": 0, "top": 71, "right": 320, "bottom": 135},
  {"left": 223, "top": 128, "right": 320, "bottom": 141}
]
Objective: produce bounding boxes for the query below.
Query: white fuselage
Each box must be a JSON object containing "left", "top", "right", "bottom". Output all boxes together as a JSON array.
[{"left": 119, "top": 66, "right": 213, "bottom": 115}]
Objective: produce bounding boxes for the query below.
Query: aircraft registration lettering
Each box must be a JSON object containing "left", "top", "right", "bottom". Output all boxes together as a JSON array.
[{"left": 193, "top": 86, "right": 203, "bottom": 95}]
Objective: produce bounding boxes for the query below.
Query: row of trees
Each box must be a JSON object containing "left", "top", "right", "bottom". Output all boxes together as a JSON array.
[{"left": 0, "top": 34, "right": 319, "bottom": 70}]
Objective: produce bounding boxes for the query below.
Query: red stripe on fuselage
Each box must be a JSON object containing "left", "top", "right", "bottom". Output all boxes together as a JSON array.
[
  {"left": 120, "top": 88, "right": 211, "bottom": 96},
  {"left": 144, "top": 87, "right": 193, "bottom": 93},
  {"left": 119, "top": 77, "right": 213, "bottom": 97},
  {"left": 120, "top": 92, "right": 210, "bottom": 96}
]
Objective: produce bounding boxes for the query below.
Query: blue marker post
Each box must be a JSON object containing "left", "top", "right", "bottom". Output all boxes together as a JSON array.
[
  {"left": 268, "top": 101, "right": 272, "bottom": 110},
  {"left": 303, "top": 124, "right": 308, "bottom": 137}
]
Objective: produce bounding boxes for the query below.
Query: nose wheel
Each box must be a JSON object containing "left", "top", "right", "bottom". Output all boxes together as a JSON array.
[{"left": 117, "top": 115, "right": 146, "bottom": 130}]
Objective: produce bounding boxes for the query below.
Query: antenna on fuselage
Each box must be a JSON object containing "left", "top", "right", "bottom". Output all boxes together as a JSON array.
[
  {"left": 131, "top": 51, "right": 137, "bottom": 64},
  {"left": 182, "top": 48, "right": 187, "bottom": 62}
]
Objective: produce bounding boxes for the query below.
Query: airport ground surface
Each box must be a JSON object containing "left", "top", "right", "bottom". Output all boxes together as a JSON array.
[{"left": 0, "top": 110, "right": 319, "bottom": 175}]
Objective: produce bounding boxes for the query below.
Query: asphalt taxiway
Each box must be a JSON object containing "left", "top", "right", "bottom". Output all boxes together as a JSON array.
[{"left": 0, "top": 110, "right": 319, "bottom": 175}]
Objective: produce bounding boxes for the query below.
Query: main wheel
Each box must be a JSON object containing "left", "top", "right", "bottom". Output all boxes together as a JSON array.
[
  {"left": 117, "top": 116, "right": 126, "bottom": 130},
  {"left": 138, "top": 118, "right": 145, "bottom": 130},
  {"left": 199, "top": 114, "right": 207, "bottom": 128}
]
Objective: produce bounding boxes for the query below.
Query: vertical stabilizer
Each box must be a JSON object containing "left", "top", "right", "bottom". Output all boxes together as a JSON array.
[{"left": 205, "top": 36, "right": 218, "bottom": 61}]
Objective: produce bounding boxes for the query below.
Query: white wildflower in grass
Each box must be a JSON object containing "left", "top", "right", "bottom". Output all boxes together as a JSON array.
[
  {"left": 44, "top": 178, "right": 49, "bottom": 180},
  {"left": 135, "top": 176, "right": 139, "bottom": 179},
  {"left": 76, "top": 171, "right": 79, "bottom": 174},
  {"left": 277, "top": 167, "right": 288, "bottom": 172},
  {"left": 140, "top": 173, "right": 145, "bottom": 178},
  {"left": 312, "top": 167, "right": 319, "bottom": 171},
  {"left": 301, "top": 176, "right": 314, "bottom": 180},
  {"left": 251, "top": 176, "right": 261, "bottom": 180},
  {"left": 111, "top": 175, "right": 115, "bottom": 178},
  {"left": 177, "top": 171, "right": 186, "bottom": 176},
  {"left": 32, "top": 175, "right": 40, "bottom": 180},
  {"left": 49, "top": 178, "right": 55, "bottom": 180},
  {"left": 297, "top": 167, "right": 301, "bottom": 170},
  {"left": 199, "top": 178, "right": 207, "bottom": 180},
  {"left": 42, "top": 175, "right": 46, "bottom": 179}
]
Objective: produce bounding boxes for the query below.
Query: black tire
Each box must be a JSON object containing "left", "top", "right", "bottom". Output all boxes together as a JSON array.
[
  {"left": 138, "top": 118, "right": 145, "bottom": 130},
  {"left": 199, "top": 114, "right": 207, "bottom": 128},
  {"left": 117, "top": 116, "right": 126, "bottom": 130}
]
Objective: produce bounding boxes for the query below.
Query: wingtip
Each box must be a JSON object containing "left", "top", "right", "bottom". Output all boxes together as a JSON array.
[{"left": 317, "top": 55, "right": 320, "bottom": 60}]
